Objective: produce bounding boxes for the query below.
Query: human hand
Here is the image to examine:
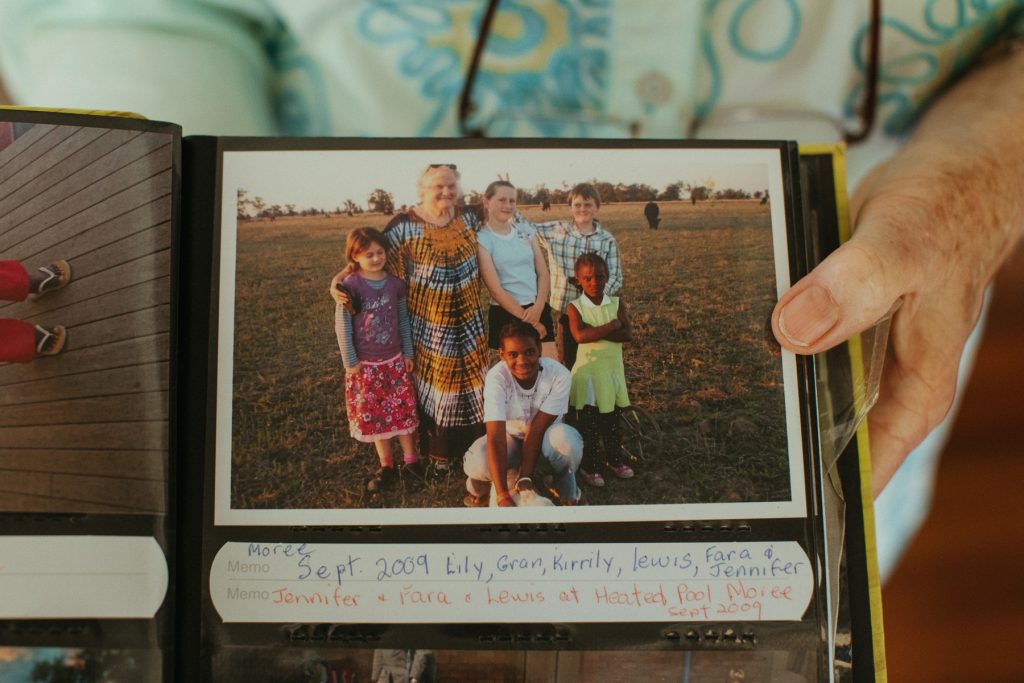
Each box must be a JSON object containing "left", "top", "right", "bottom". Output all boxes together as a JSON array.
[
  {"left": 771, "top": 144, "right": 1019, "bottom": 495},
  {"left": 404, "top": 357, "right": 414, "bottom": 373},
  {"left": 521, "top": 305, "right": 541, "bottom": 325},
  {"left": 345, "top": 362, "right": 363, "bottom": 376},
  {"left": 772, "top": 46, "right": 1024, "bottom": 496},
  {"left": 331, "top": 280, "right": 357, "bottom": 315},
  {"left": 532, "top": 322, "right": 547, "bottom": 339}
]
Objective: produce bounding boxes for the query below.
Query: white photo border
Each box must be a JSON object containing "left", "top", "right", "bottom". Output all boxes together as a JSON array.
[{"left": 214, "top": 144, "right": 806, "bottom": 526}]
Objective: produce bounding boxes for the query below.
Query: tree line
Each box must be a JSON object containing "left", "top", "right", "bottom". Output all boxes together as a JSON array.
[
  {"left": 237, "top": 182, "right": 764, "bottom": 220},
  {"left": 467, "top": 181, "right": 761, "bottom": 206}
]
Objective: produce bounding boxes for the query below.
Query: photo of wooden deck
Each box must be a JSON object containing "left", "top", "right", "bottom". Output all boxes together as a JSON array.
[{"left": 0, "top": 119, "right": 174, "bottom": 514}]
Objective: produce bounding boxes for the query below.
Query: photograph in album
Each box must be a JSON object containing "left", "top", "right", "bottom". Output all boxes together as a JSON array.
[{"left": 214, "top": 144, "right": 806, "bottom": 526}]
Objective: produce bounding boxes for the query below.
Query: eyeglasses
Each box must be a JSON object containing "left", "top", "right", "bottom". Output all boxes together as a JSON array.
[{"left": 458, "top": 0, "right": 880, "bottom": 144}]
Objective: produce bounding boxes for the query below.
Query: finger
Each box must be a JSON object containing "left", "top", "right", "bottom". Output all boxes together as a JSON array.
[
  {"left": 867, "top": 294, "right": 971, "bottom": 494},
  {"left": 771, "top": 225, "right": 917, "bottom": 354},
  {"left": 868, "top": 397, "right": 932, "bottom": 496},
  {"left": 867, "top": 359, "right": 957, "bottom": 495}
]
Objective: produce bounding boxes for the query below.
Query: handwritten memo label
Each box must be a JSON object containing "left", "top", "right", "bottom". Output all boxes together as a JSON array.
[
  {"left": 210, "top": 542, "right": 812, "bottom": 623},
  {"left": 0, "top": 536, "right": 168, "bottom": 618}
]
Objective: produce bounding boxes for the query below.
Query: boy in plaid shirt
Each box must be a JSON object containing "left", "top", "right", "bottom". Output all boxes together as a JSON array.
[{"left": 534, "top": 183, "right": 622, "bottom": 369}]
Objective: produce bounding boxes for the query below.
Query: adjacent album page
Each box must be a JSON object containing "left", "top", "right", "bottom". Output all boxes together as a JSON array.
[
  {"left": 0, "top": 109, "right": 180, "bottom": 682},
  {"left": 181, "top": 138, "right": 855, "bottom": 682}
]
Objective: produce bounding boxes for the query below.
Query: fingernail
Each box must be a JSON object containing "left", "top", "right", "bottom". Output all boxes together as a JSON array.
[{"left": 778, "top": 285, "right": 839, "bottom": 347}]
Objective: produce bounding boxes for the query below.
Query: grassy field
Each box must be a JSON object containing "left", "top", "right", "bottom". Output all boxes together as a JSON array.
[{"left": 229, "top": 199, "right": 790, "bottom": 510}]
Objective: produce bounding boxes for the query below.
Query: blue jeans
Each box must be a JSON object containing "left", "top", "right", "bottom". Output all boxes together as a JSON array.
[{"left": 463, "top": 423, "right": 583, "bottom": 504}]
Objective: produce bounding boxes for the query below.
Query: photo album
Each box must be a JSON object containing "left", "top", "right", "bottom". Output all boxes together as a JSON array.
[{"left": 0, "top": 109, "right": 883, "bottom": 682}]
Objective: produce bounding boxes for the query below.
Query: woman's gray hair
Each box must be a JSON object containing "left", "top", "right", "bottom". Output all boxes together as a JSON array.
[
  {"left": 417, "top": 163, "right": 462, "bottom": 197},
  {"left": 415, "top": 163, "right": 464, "bottom": 206}
]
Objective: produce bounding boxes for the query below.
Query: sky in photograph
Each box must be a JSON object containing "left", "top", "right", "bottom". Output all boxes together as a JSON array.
[{"left": 226, "top": 146, "right": 778, "bottom": 211}]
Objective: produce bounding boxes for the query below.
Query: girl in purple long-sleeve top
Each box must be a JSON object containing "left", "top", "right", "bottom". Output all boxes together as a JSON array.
[{"left": 334, "top": 228, "right": 418, "bottom": 494}]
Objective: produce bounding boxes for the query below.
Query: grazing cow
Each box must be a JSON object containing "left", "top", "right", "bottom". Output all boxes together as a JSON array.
[{"left": 644, "top": 200, "right": 660, "bottom": 229}]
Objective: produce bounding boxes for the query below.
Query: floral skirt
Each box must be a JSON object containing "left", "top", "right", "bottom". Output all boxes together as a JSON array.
[{"left": 344, "top": 354, "right": 419, "bottom": 442}]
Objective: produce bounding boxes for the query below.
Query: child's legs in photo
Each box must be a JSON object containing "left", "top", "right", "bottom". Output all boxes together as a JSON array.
[
  {"left": 373, "top": 438, "right": 394, "bottom": 467},
  {"left": 398, "top": 434, "right": 418, "bottom": 463},
  {"left": 576, "top": 406, "right": 602, "bottom": 462},
  {"left": 0, "top": 318, "right": 36, "bottom": 363},
  {"left": 462, "top": 435, "right": 490, "bottom": 497},
  {"left": 541, "top": 423, "right": 583, "bottom": 503},
  {"left": 367, "top": 437, "right": 400, "bottom": 493},
  {"left": 575, "top": 406, "right": 608, "bottom": 486},
  {"left": 463, "top": 433, "right": 520, "bottom": 498},
  {"left": 0, "top": 260, "right": 30, "bottom": 302},
  {"left": 601, "top": 406, "right": 624, "bottom": 466}
]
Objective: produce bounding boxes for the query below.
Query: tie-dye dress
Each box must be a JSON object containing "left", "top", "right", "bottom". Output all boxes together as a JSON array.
[{"left": 383, "top": 208, "right": 487, "bottom": 432}]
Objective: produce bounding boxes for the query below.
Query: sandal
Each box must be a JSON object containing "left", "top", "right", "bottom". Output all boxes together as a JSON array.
[
  {"left": 463, "top": 492, "right": 489, "bottom": 508},
  {"left": 35, "top": 325, "right": 67, "bottom": 356},
  {"left": 34, "top": 260, "right": 72, "bottom": 297}
]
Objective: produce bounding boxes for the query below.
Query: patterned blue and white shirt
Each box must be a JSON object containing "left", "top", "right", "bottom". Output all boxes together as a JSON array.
[
  {"left": 2, "top": 0, "right": 1021, "bottom": 185},
  {"left": 533, "top": 219, "right": 622, "bottom": 314}
]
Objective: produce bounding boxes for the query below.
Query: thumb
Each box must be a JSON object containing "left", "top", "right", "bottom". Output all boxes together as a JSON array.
[{"left": 772, "top": 234, "right": 906, "bottom": 354}]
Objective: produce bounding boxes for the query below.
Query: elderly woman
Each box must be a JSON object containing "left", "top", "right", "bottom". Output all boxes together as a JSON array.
[{"left": 333, "top": 164, "right": 487, "bottom": 479}]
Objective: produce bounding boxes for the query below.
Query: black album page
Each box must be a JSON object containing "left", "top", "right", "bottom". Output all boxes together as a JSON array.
[{"left": 179, "top": 137, "right": 846, "bottom": 682}]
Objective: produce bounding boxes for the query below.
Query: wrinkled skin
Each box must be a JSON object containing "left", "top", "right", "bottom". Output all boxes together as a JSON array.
[{"left": 772, "top": 49, "right": 1024, "bottom": 495}]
